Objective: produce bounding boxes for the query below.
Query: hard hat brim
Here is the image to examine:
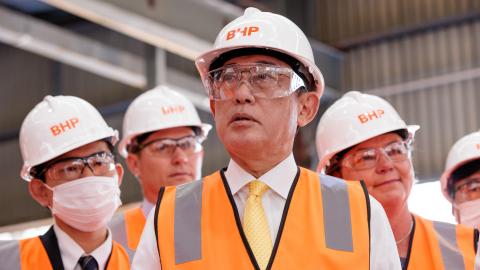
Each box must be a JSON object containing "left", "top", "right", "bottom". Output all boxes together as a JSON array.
[{"left": 195, "top": 45, "right": 325, "bottom": 96}]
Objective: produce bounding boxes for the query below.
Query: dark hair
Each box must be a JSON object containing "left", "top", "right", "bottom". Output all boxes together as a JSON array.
[
  {"left": 448, "top": 158, "right": 480, "bottom": 198},
  {"left": 325, "top": 146, "right": 352, "bottom": 176},
  {"left": 209, "top": 47, "right": 315, "bottom": 92},
  {"left": 30, "top": 138, "right": 115, "bottom": 181}
]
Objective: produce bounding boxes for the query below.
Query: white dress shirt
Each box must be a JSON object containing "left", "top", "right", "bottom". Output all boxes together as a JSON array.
[
  {"left": 54, "top": 225, "right": 112, "bottom": 270},
  {"left": 141, "top": 198, "right": 155, "bottom": 218},
  {"left": 476, "top": 243, "right": 480, "bottom": 269},
  {"left": 132, "top": 154, "right": 401, "bottom": 269}
]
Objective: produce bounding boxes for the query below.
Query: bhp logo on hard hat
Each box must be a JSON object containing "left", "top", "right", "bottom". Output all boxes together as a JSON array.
[
  {"left": 226, "top": 26, "right": 259, "bottom": 40},
  {"left": 50, "top": 117, "right": 79, "bottom": 137},
  {"left": 476, "top": 143, "right": 480, "bottom": 150},
  {"left": 162, "top": 105, "right": 185, "bottom": 115},
  {"left": 358, "top": 109, "right": 385, "bottom": 124}
]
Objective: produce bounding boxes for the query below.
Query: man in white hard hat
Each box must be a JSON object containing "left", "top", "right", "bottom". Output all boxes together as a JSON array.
[
  {"left": 132, "top": 7, "right": 400, "bottom": 269},
  {"left": 0, "top": 95, "right": 130, "bottom": 269},
  {"left": 110, "top": 85, "right": 211, "bottom": 260},
  {"left": 316, "top": 91, "right": 478, "bottom": 269},
  {"left": 441, "top": 131, "right": 480, "bottom": 227}
]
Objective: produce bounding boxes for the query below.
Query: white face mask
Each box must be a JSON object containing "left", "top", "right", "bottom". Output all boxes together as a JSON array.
[
  {"left": 454, "top": 198, "right": 480, "bottom": 228},
  {"left": 46, "top": 175, "right": 122, "bottom": 232}
]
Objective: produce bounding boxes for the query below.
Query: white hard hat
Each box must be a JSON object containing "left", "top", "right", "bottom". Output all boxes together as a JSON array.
[
  {"left": 440, "top": 131, "right": 480, "bottom": 202},
  {"left": 316, "top": 91, "right": 419, "bottom": 172},
  {"left": 20, "top": 95, "right": 118, "bottom": 181},
  {"left": 195, "top": 7, "right": 324, "bottom": 96},
  {"left": 118, "top": 85, "right": 212, "bottom": 158}
]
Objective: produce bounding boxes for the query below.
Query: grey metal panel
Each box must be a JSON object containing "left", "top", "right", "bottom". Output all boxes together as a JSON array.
[
  {"left": 314, "top": 0, "right": 479, "bottom": 45},
  {"left": 0, "top": 44, "right": 52, "bottom": 132}
]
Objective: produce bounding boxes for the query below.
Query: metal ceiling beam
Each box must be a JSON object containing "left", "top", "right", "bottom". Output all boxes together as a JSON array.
[
  {"left": 365, "top": 66, "right": 480, "bottom": 97},
  {"left": 0, "top": 5, "right": 211, "bottom": 111},
  {"left": 0, "top": 5, "right": 145, "bottom": 89},
  {"left": 41, "top": 0, "right": 215, "bottom": 61},
  {"left": 40, "top": 0, "right": 345, "bottom": 90},
  {"left": 336, "top": 11, "right": 480, "bottom": 51}
]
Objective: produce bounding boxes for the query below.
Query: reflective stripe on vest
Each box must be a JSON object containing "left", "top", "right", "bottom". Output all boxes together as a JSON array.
[
  {"left": 407, "top": 215, "right": 476, "bottom": 270},
  {"left": 433, "top": 221, "right": 465, "bottom": 269},
  {"left": 171, "top": 175, "right": 354, "bottom": 261},
  {"left": 0, "top": 240, "right": 22, "bottom": 269},
  {"left": 174, "top": 180, "right": 203, "bottom": 264},
  {"left": 157, "top": 168, "right": 370, "bottom": 269},
  {"left": 320, "top": 176, "right": 353, "bottom": 251},
  {"left": 110, "top": 207, "right": 146, "bottom": 262},
  {"left": 110, "top": 213, "right": 133, "bottom": 260}
]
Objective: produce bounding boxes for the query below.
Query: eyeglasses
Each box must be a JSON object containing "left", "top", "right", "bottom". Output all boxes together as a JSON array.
[
  {"left": 138, "top": 136, "right": 203, "bottom": 158},
  {"left": 454, "top": 177, "right": 480, "bottom": 198},
  {"left": 41, "top": 151, "right": 115, "bottom": 181},
  {"left": 205, "top": 63, "right": 306, "bottom": 100},
  {"left": 341, "top": 141, "right": 410, "bottom": 171}
]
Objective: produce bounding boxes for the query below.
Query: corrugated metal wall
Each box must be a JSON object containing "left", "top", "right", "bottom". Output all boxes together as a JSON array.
[
  {"left": 316, "top": 0, "right": 480, "bottom": 47},
  {"left": 315, "top": 0, "right": 480, "bottom": 180}
]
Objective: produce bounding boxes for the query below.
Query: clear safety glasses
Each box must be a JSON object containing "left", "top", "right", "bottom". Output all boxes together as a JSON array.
[
  {"left": 138, "top": 135, "right": 203, "bottom": 158},
  {"left": 454, "top": 177, "right": 480, "bottom": 199},
  {"left": 341, "top": 141, "right": 411, "bottom": 171},
  {"left": 42, "top": 151, "right": 115, "bottom": 181},
  {"left": 205, "top": 64, "right": 306, "bottom": 100}
]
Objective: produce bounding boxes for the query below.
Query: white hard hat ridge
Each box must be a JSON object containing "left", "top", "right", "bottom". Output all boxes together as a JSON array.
[
  {"left": 19, "top": 95, "right": 118, "bottom": 181},
  {"left": 440, "top": 130, "right": 480, "bottom": 202},
  {"left": 195, "top": 7, "right": 324, "bottom": 96},
  {"left": 118, "top": 85, "right": 212, "bottom": 158},
  {"left": 316, "top": 91, "right": 419, "bottom": 172}
]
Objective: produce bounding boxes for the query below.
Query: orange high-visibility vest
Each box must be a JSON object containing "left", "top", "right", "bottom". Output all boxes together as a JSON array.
[
  {"left": 0, "top": 226, "right": 130, "bottom": 270},
  {"left": 155, "top": 168, "right": 371, "bottom": 269},
  {"left": 110, "top": 207, "right": 146, "bottom": 260},
  {"left": 405, "top": 215, "right": 478, "bottom": 270}
]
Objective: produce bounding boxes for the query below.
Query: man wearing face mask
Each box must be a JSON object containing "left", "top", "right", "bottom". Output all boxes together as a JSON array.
[
  {"left": 441, "top": 131, "right": 480, "bottom": 227},
  {"left": 110, "top": 85, "right": 210, "bottom": 260},
  {"left": 0, "top": 95, "right": 130, "bottom": 269}
]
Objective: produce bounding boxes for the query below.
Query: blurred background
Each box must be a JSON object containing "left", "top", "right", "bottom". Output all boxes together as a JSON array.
[{"left": 0, "top": 0, "right": 478, "bottom": 237}]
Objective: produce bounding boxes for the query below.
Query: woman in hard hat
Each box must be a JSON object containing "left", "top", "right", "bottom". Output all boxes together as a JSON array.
[
  {"left": 316, "top": 91, "right": 478, "bottom": 270},
  {"left": 0, "top": 95, "right": 129, "bottom": 269},
  {"left": 110, "top": 86, "right": 211, "bottom": 260},
  {"left": 441, "top": 131, "right": 480, "bottom": 227}
]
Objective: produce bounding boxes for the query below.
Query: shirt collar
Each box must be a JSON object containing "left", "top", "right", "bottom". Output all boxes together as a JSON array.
[
  {"left": 141, "top": 198, "right": 155, "bottom": 217},
  {"left": 53, "top": 224, "right": 112, "bottom": 270},
  {"left": 224, "top": 153, "right": 297, "bottom": 199}
]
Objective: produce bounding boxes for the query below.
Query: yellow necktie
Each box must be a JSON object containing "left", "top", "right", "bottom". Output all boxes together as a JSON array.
[{"left": 243, "top": 180, "right": 272, "bottom": 270}]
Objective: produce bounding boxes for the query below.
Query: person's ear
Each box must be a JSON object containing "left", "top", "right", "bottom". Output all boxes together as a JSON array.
[
  {"left": 297, "top": 91, "right": 320, "bottom": 127},
  {"left": 126, "top": 154, "right": 141, "bottom": 180},
  {"left": 28, "top": 179, "right": 52, "bottom": 208},
  {"left": 209, "top": 100, "right": 216, "bottom": 116},
  {"left": 115, "top": 163, "right": 124, "bottom": 186}
]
